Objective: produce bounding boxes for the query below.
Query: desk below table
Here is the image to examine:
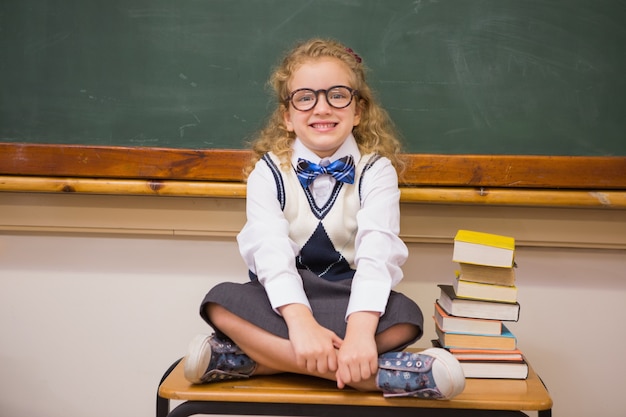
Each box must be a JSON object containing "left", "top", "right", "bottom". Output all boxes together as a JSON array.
[{"left": 157, "top": 356, "right": 552, "bottom": 417}]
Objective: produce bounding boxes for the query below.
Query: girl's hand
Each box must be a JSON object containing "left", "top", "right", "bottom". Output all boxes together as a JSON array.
[
  {"left": 335, "top": 311, "right": 379, "bottom": 389},
  {"left": 279, "top": 303, "right": 343, "bottom": 375}
]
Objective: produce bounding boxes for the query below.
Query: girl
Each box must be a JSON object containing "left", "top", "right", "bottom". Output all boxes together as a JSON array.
[{"left": 183, "top": 38, "right": 465, "bottom": 399}]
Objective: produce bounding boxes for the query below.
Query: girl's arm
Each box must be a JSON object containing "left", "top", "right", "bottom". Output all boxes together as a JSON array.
[
  {"left": 337, "top": 157, "right": 408, "bottom": 386},
  {"left": 348, "top": 157, "right": 408, "bottom": 318},
  {"left": 237, "top": 160, "right": 310, "bottom": 311}
]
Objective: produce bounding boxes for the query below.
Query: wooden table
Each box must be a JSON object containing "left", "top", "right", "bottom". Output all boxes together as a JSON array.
[{"left": 157, "top": 357, "right": 552, "bottom": 417}]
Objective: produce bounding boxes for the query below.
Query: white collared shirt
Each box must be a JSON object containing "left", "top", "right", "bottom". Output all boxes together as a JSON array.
[{"left": 237, "top": 134, "right": 408, "bottom": 320}]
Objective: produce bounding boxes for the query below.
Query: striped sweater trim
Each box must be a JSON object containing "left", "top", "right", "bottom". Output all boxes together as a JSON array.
[{"left": 261, "top": 153, "right": 286, "bottom": 211}]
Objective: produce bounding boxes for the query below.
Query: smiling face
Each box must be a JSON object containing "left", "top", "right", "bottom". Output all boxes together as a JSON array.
[{"left": 283, "top": 57, "right": 361, "bottom": 158}]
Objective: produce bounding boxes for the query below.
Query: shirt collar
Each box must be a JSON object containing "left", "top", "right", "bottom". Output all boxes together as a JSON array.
[{"left": 291, "top": 134, "right": 361, "bottom": 167}]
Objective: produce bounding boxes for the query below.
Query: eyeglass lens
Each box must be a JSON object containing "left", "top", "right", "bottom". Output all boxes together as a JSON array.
[{"left": 289, "top": 86, "right": 356, "bottom": 111}]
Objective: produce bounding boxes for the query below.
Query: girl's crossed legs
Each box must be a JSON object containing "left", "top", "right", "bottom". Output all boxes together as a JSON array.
[{"left": 205, "top": 302, "right": 421, "bottom": 391}]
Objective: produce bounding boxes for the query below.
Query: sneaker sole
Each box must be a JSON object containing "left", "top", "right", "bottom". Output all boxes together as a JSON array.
[
  {"left": 420, "top": 347, "right": 466, "bottom": 399},
  {"left": 183, "top": 334, "right": 212, "bottom": 384}
]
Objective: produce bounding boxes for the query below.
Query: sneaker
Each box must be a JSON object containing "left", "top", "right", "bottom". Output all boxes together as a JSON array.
[
  {"left": 183, "top": 334, "right": 257, "bottom": 384},
  {"left": 376, "top": 348, "right": 465, "bottom": 399}
]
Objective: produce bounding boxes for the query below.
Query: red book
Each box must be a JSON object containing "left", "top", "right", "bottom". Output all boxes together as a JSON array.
[{"left": 448, "top": 347, "right": 524, "bottom": 361}]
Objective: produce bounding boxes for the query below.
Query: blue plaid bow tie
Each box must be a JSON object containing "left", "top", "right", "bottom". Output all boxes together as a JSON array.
[{"left": 296, "top": 155, "right": 355, "bottom": 188}]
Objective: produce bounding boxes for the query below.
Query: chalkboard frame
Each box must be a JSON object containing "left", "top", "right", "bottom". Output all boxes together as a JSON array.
[{"left": 1, "top": 142, "right": 624, "bottom": 189}]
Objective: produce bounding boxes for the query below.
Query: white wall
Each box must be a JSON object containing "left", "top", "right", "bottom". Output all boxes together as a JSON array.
[{"left": 1, "top": 192, "right": 625, "bottom": 417}]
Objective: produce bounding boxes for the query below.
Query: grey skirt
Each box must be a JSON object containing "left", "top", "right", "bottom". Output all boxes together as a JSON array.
[{"left": 200, "top": 269, "right": 424, "bottom": 349}]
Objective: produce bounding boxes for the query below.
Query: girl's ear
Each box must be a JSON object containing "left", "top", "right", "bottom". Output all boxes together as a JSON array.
[
  {"left": 283, "top": 109, "right": 294, "bottom": 132},
  {"left": 353, "top": 100, "right": 362, "bottom": 127}
]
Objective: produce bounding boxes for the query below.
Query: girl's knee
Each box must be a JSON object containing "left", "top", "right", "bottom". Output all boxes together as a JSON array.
[
  {"left": 205, "top": 303, "right": 230, "bottom": 327},
  {"left": 376, "top": 323, "right": 421, "bottom": 352}
]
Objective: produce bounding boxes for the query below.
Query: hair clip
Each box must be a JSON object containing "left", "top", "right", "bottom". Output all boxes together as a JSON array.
[{"left": 345, "top": 47, "right": 362, "bottom": 63}]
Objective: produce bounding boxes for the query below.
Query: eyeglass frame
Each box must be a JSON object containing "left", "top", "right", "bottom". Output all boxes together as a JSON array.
[{"left": 284, "top": 85, "right": 360, "bottom": 111}]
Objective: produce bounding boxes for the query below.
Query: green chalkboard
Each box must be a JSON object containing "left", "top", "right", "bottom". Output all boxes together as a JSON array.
[{"left": 1, "top": 0, "right": 625, "bottom": 155}]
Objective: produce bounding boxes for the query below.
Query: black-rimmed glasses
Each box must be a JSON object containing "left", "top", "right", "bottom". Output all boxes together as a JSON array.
[{"left": 285, "top": 85, "right": 359, "bottom": 111}]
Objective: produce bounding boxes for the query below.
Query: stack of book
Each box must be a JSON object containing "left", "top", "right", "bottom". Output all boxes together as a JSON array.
[{"left": 433, "top": 230, "right": 529, "bottom": 379}]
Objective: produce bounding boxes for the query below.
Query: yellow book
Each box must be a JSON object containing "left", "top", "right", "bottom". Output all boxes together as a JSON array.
[
  {"left": 457, "top": 262, "right": 516, "bottom": 286},
  {"left": 453, "top": 230, "right": 515, "bottom": 268},
  {"left": 453, "top": 278, "right": 518, "bottom": 303}
]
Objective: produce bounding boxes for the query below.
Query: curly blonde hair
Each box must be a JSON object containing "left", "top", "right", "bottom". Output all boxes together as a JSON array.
[{"left": 245, "top": 38, "right": 405, "bottom": 177}]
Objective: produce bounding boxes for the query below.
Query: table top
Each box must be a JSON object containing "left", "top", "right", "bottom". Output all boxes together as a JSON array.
[{"left": 159, "top": 357, "right": 552, "bottom": 412}]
